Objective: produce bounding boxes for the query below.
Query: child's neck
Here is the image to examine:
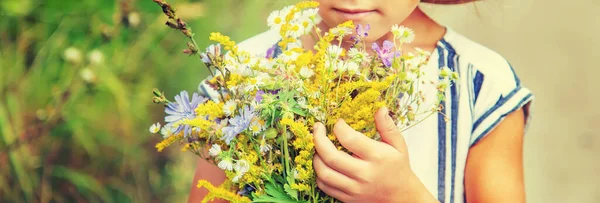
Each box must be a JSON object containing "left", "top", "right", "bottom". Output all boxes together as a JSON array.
[{"left": 301, "top": 7, "right": 446, "bottom": 55}]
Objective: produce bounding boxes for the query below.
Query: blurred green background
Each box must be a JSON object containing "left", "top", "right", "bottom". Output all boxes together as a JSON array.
[{"left": 0, "top": 0, "right": 292, "bottom": 202}]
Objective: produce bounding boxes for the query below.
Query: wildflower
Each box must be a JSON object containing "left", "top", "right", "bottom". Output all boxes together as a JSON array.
[
  {"left": 165, "top": 91, "right": 207, "bottom": 137},
  {"left": 330, "top": 26, "right": 352, "bottom": 38},
  {"left": 88, "top": 49, "right": 104, "bottom": 65},
  {"left": 326, "top": 45, "right": 343, "bottom": 58},
  {"left": 231, "top": 159, "right": 251, "bottom": 183},
  {"left": 208, "top": 144, "right": 222, "bottom": 157},
  {"left": 355, "top": 24, "right": 370, "bottom": 38},
  {"left": 223, "top": 100, "right": 237, "bottom": 116},
  {"left": 234, "top": 159, "right": 251, "bottom": 174},
  {"left": 267, "top": 9, "right": 285, "bottom": 32},
  {"left": 259, "top": 142, "right": 272, "bottom": 153},
  {"left": 391, "top": 25, "right": 415, "bottom": 43},
  {"left": 221, "top": 105, "right": 255, "bottom": 145},
  {"left": 209, "top": 32, "right": 236, "bottom": 52},
  {"left": 200, "top": 44, "right": 221, "bottom": 64},
  {"left": 346, "top": 61, "right": 360, "bottom": 75},
  {"left": 372, "top": 40, "right": 401, "bottom": 67},
  {"left": 299, "top": 67, "right": 314, "bottom": 79},
  {"left": 348, "top": 48, "right": 369, "bottom": 62},
  {"left": 155, "top": 133, "right": 184, "bottom": 152},
  {"left": 218, "top": 157, "right": 235, "bottom": 171},
  {"left": 160, "top": 124, "right": 176, "bottom": 138},
  {"left": 249, "top": 118, "right": 266, "bottom": 135},
  {"left": 63, "top": 47, "right": 82, "bottom": 64},
  {"left": 280, "top": 51, "right": 300, "bottom": 63},
  {"left": 79, "top": 68, "right": 96, "bottom": 83},
  {"left": 196, "top": 180, "right": 252, "bottom": 203},
  {"left": 149, "top": 122, "right": 161, "bottom": 134}
]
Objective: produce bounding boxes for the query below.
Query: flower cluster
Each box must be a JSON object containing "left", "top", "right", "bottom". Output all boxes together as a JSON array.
[{"left": 150, "top": 1, "right": 457, "bottom": 202}]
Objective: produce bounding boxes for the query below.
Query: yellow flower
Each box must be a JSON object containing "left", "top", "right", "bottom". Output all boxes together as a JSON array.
[
  {"left": 197, "top": 180, "right": 251, "bottom": 203},
  {"left": 226, "top": 73, "right": 244, "bottom": 88},
  {"left": 291, "top": 183, "right": 311, "bottom": 192},
  {"left": 195, "top": 100, "right": 225, "bottom": 120},
  {"left": 209, "top": 32, "right": 237, "bottom": 53},
  {"left": 294, "top": 1, "right": 319, "bottom": 10},
  {"left": 155, "top": 133, "right": 184, "bottom": 152}
]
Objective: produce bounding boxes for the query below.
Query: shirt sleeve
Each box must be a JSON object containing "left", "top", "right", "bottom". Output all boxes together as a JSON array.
[
  {"left": 197, "top": 76, "right": 221, "bottom": 102},
  {"left": 470, "top": 62, "right": 534, "bottom": 147}
]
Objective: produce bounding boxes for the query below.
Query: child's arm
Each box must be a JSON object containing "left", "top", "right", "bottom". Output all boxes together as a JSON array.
[
  {"left": 465, "top": 109, "right": 526, "bottom": 203},
  {"left": 187, "top": 158, "right": 227, "bottom": 203}
]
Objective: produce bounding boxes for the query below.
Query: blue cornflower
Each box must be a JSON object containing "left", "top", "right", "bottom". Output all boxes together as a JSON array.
[
  {"left": 372, "top": 40, "right": 401, "bottom": 67},
  {"left": 221, "top": 105, "right": 255, "bottom": 145},
  {"left": 165, "top": 91, "right": 207, "bottom": 137}
]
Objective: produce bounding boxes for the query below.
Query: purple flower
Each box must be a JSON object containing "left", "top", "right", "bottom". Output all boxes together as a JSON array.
[
  {"left": 255, "top": 90, "right": 266, "bottom": 103},
  {"left": 165, "top": 91, "right": 208, "bottom": 137},
  {"left": 266, "top": 45, "right": 276, "bottom": 59},
  {"left": 221, "top": 105, "right": 255, "bottom": 145},
  {"left": 356, "top": 24, "right": 370, "bottom": 38},
  {"left": 372, "top": 40, "right": 401, "bottom": 67}
]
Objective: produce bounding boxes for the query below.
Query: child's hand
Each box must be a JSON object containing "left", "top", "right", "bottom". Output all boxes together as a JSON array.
[{"left": 313, "top": 107, "right": 438, "bottom": 203}]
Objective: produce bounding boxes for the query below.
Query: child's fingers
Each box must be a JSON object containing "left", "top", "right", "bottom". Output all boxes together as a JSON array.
[
  {"left": 333, "top": 119, "right": 380, "bottom": 159},
  {"left": 374, "top": 107, "right": 408, "bottom": 152},
  {"left": 313, "top": 154, "right": 358, "bottom": 194},
  {"left": 313, "top": 122, "right": 364, "bottom": 176}
]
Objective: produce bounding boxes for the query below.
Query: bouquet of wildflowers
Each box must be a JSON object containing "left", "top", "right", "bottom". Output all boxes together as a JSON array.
[{"left": 150, "top": 1, "right": 456, "bottom": 202}]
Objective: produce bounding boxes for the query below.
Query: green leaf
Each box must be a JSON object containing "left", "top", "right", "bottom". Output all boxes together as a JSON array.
[
  {"left": 284, "top": 184, "right": 298, "bottom": 201},
  {"left": 252, "top": 179, "right": 303, "bottom": 203},
  {"left": 289, "top": 107, "right": 306, "bottom": 117}
]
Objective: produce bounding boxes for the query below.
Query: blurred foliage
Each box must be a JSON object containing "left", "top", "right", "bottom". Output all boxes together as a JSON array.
[{"left": 0, "top": 0, "right": 293, "bottom": 202}]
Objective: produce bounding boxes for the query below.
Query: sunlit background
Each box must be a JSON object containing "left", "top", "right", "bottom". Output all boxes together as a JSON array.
[{"left": 1, "top": 0, "right": 598, "bottom": 202}]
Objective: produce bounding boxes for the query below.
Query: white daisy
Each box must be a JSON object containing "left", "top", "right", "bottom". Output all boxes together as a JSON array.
[
  {"left": 348, "top": 48, "right": 369, "bottom": 62},
  {"left": 267, "top": 10, "right": 284, "bottom": 32},
  {"left": 217, "top": 157, "right": 234, "bottom": 171},
  {"left": 208, "top": 144, "right": 222, "bottom": 157},
  {"left": 234, "top": 159, "right": 251, "bottom": 174},
  {"left": 288, "top": 22, "right": 305, "bottom": 38},
  {"left": 149, "top": 122, "right": 161, "bottom": 134},
  {"left": 299, "top": 67, "right": 315, "bottom": 79},
  {"left": 160, "top": 124, "right": 175, "bottom": 138},
  {"left": 280, "top": 51, "right": 300, "bottom": 63},
  {"left": 244, "top": 78, "right": 259, "bottom": 93},
  {"left": 249, "top": 118, "right": 266, "bottom": 135},
  {"left": 326, "top": 45, "right": 343, "bottom": 59},
  {"left": 346, "top": 61, "right": 360, "bottom": 75},
  {"left": 330, "top": 27, "right": 352, "bottom": 38},
  {"left": 259, "top": 142, "right": 272, "bottom": 153},
  {"left": 391, "top": 25, "right": 415, "bottom": 43},
  {"left": 223, "top": 100, "right": 237, "bottom": 116}
]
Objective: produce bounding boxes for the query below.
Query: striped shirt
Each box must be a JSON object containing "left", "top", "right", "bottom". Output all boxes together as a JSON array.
[{"left": 198, "top": 27, "right": 534, "bottom": 203}]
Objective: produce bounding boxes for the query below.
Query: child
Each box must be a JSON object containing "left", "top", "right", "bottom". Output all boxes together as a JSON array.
[{"left": 190, "top": 0, "right": 533, "bottom": 202}]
